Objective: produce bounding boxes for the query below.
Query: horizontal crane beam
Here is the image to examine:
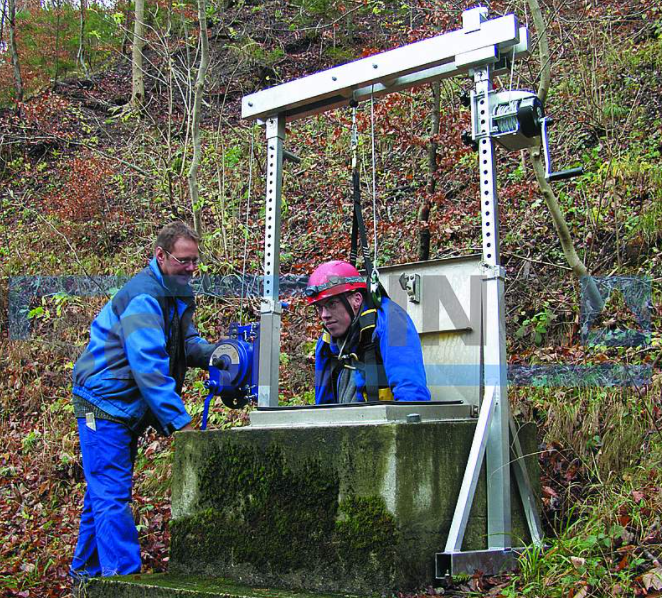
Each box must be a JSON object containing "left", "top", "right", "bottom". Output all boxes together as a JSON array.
[{"left": 242, "top": 12, "right": 527, "bottom": 122}]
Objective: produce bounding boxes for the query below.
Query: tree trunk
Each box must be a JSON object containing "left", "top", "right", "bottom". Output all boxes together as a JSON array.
[
  {"left": 525, "top": 0, "right": 604, "bottom": 313},
  {"left": 77, "top": 0, "right": 90, "bottom": 78},
  {"left": 0, "top": 0, "right": 6, "bottom": 51},
  {"left": 187, "top": 0, "right": 210, "bottom": 237},
  {"left": 53, "top": 0, "right": 62, "bottom": 86},
  {"left": 529, "top": 149, "right": 586, "bottom": 278},
  {"left": 131, "top": 0, "right": 145, "bottom": 111},
  {"left": 526, "top": 0, "right": 551, "bottom": 105},
  {"left": 122, "top": 0, "right": 133, "bottom": 57},
  {"left": 418, "top": 81, "right": 440, "bottom": 261},
  {"left": 165, "top": 0, "right": 175, "bottom": 211},
  {"left": 7, "top": 0, "right": 23, "bottom": 106}
]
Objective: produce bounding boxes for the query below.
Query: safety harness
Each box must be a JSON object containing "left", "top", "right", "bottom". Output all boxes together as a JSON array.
[{"left": 323, "top": 306, "right": 394, "bottom": 403}]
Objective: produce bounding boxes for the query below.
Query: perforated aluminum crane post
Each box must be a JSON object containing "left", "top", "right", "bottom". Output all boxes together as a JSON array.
[{"left": 241, "top": 5, "right": 541, "bottom": 576}]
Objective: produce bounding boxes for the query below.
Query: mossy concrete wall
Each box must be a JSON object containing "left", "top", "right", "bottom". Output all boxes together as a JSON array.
[{"left": 170, "top": 421, "right": 538, "bottom": 594}]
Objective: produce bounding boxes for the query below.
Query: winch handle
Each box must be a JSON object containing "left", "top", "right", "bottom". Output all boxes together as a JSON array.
[
  {"left": 201, "top": 369, "right": 232, "bottom": 430},
  {"left": 541, "top": 116, "right": 584, "bottom": 182},
  {"left": 548, "top": 167, "right": 584, "bottom": 182},
  {"left": 201, "top": 390, "right": 215, "bottom": 431}
]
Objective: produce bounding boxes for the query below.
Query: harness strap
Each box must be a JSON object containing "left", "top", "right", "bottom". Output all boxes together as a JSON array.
[
  {"left": 350, "top": 168, "right": 373, "bottom": 277},
  {"left": 358, "top": 309, "right": 377, "bottom": 340},
  {"left": 356, "top": 308, "right": 386, "bottom": 402},
  {"left": 165, "top": 297, "right": 186, "bottom": 395},
  {"left": 323, "top": 308, "right": 391, "bottom": 403}
]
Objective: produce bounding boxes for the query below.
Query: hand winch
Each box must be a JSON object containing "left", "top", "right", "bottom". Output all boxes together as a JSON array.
[
  {"left": 463, "top": 90, "right": 584, "bottom": 182},
  {"left": 201, "top": 322, "right": 259, "bottom": 430}
]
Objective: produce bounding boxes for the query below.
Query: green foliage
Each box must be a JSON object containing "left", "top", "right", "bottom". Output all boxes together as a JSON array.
[
  {"left": 135, "top": 440, "right": 174, "bottom": 497},
  {"left": 516, "top": 303, "right": 556, "bottom": 346},
  {"left": 223, "top": 145, "right": 242, "bottom": 168},
  {"left": 228, "top": 39, "right": 284, "bottom": 73},
  {"left": 323, "top": 45, "right": 357, "bottom": 63},
  {"left": 530, "top": 385, "right": 655, "bottom": 479},
  {"left": 506, "top": 377, "right": 662, "bottom": 597},
  {"left": 612, "top": 34, "right": 662, "bottom": 72},
  {"left": 1, "top": 4, "right": 121, "bottom": 105},
  {"left": 26, "top": 292, "right": 80, "bottom": 323},
  {"left": 147, "top": 0, "right": 200, "bottom": 38},
  {"left": 21, "top": 430, "right": 42, "bottom": 453},
  {"left": 297, "top": 0, "right": 342, "bottom": 19}
]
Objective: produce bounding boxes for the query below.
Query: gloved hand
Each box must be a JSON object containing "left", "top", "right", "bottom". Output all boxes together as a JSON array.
[{"left": 211, "top": 354, "right": 231, "bottom": 370}]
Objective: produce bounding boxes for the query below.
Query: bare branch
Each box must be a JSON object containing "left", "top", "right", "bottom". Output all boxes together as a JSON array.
[
  {"left": 525, "top": 0, "right": 604, "bottom": 312},
  {"left": 1, "top": 129, "right": 150, "bottom": 176},
  {"left": 188, "top": 0, "right": 210, "bottom": 236}
]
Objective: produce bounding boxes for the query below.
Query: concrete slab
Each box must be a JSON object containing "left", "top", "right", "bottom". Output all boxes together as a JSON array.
[{"left": 249, "top": 402, "right": 474, "bottom": 428}]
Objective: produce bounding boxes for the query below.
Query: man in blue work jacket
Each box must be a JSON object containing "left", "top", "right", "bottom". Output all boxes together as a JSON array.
[
  {"left": 306, "top": 260, "right": 431, "bottom": 404},
  {"left": 70, "top": 221, "right": 216, "bottom": 581}
]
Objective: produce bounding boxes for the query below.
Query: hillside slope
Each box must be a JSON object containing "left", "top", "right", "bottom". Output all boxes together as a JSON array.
[{"left": 0, "top": 1, "right": 660, "bottom": 596}]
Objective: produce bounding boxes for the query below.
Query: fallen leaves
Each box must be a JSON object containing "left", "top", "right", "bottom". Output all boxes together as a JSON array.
[
  {"left": 0, "top": 399, "right": 174, "bottom": 598},
  {"left": 643, "top": 567, "right": 662, "bottom": 591},
  {"left": 570, "top": 556, "right": 586, "bottom": 570}
]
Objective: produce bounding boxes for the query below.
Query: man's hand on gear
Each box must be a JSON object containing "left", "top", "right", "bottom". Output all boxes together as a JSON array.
[{"left": 179, "top": 423, "right": 195, "bottom": 432}]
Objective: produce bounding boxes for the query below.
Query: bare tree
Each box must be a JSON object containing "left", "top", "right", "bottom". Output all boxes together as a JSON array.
[
  {"left": 122, "top": 0, "right": 133, "bottom": 57},
  {"left": 77, "top": 0, "right": 91, "bottom": 78},
  {"left": 7, "top": 0, "right": 22, "bottom": 106},
  {"left": 525, "top": 0, "right": 604, "bottom": 311},
  {"left": 52, "top": 0, "right": 63, "bottom": 86},
  {"left": 0, "top": 0, "right": 6, "bottom": 50},
  {"left": 188, "top": 0, "right": 210, "bottom": 236},
  {"left": 131, "top": 0, "right": 145, "bottom": 110},
  {"left": 188, "top": 0, "right": 209, "bottom": 234}
]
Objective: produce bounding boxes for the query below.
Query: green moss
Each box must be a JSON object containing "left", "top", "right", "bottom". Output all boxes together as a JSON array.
[
  {"left": 335, "top": 495, "right": 399, "bottom": 578},
  {"left": 171, "top": 442, "right": 339, "bottom": 572},
  {"left": 170, "top": 441, "right": 399, "bottom": 589},
  {"left": 335, "top": 496, "right": 397, "bottom": 556},
  {"left": 323, "top": 46, "right": 357, "bottom": 64}
]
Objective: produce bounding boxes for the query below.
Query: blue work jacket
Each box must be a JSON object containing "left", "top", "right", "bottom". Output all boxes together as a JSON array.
[
  {"left": 314, "top": 296, "right": 431, "bottom": 404},
  {"left": 72, "top": 258, "right": 215, "bottom": 435}
]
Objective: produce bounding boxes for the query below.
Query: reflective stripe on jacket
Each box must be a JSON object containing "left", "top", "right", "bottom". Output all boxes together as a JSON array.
[
  {"left": 72, "top": 258, "right": 215, "bottom": 435},
  {"left": 314, "top": 296, "right": 431, "bottom": 404}
]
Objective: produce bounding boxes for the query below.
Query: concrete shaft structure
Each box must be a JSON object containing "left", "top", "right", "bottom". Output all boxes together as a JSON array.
[{"left": 168, "top": 420, "right": 538, "bottom": 594}]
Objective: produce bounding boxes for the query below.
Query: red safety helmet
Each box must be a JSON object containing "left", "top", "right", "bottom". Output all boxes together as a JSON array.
[{"left": 305, "top": 260, "right": 367, "bottom": 305}]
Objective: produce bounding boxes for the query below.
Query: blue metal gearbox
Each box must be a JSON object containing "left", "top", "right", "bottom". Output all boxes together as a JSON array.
[{"left": 201, "top": 322, "right": 259, "bottom": 430}]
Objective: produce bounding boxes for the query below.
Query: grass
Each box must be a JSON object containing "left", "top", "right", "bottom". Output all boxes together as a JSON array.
[
  {"left": 503, "top": 378, "right": 662, "bottom": 597},
  {"left": 503, "top": 471, "right": 662, "bottom": 597}
]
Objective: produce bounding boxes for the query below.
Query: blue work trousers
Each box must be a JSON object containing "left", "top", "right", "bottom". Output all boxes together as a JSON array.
[{"left": 70, "top": 418, "right": 141, "bottom": 578}]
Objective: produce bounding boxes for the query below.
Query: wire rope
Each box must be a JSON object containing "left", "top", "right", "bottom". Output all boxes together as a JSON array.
[{"left": 508, "top": 45, "right": 517, "bottom": 93}]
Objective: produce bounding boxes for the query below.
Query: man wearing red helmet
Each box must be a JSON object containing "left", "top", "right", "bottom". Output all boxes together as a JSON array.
[{"left": 306, "top": 260, "right": 431, "bottom": 404}]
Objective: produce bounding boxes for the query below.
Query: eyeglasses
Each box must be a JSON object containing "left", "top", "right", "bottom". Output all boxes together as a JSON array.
[
  {"left": 163, "top": 248, "right": 199, "bottom": 267},
  {"left": 314, "top": 297, "right": 342, "bottom": 314}
]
